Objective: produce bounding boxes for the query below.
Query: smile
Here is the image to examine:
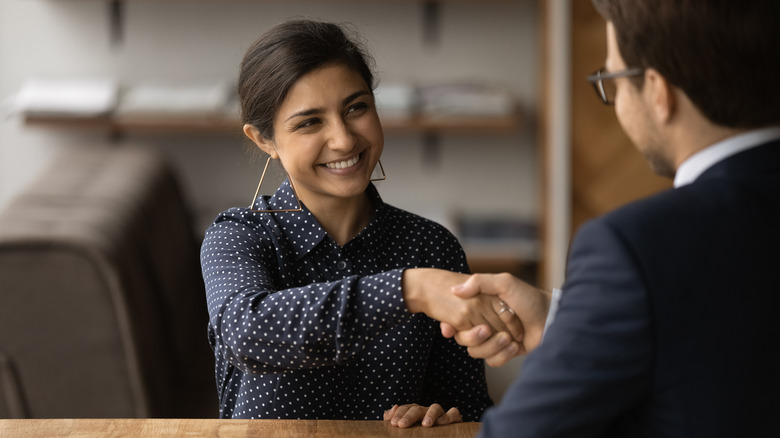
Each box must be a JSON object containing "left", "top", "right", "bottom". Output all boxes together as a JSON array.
[{"left": 324, "top": 154, "right": 360, "bottom": 169}]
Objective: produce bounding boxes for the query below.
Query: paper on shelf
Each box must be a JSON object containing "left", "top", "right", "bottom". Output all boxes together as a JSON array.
[
  {"left": 418, "top": 82, "right": 516, "bottom": 117},
  {"left": 374, "top": 83, "right": 416, "bottom": 119},
  {"left": 15, "top": 77, "right": 119, "bottom": 117},
  {"left": 117, "top": 82, "right": 233, "bottom": 118}
]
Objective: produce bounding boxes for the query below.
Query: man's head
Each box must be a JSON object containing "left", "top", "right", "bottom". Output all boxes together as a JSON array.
[{"left": 592, "top": 0, "right": 780, "bottom": 176}]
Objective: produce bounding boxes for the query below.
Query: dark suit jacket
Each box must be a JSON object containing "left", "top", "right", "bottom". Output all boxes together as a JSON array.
[{"left": 479, "top": 140, "right": 780, "bottom": 437}]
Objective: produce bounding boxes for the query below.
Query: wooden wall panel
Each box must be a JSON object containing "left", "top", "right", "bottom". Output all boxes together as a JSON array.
[{"left": 569, "top": 0, "right": 671, "bottom": 232}]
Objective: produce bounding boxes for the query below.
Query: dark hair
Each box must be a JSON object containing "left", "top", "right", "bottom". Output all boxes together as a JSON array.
[
  {"left": 238, "top": 19, "right": 376, "bottom": 140},
  {"left": 592, "top": 0, "right": 780, "bottom": 128}
]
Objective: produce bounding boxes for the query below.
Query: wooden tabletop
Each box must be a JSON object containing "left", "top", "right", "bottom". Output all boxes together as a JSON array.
[{"left": 0, "top": 418, "right": 481, "bottom": 437}]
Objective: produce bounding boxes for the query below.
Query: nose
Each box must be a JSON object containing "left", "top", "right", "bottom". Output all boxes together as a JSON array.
[{"left": 327, "top": 119, "right": 357, "bottom": 152}]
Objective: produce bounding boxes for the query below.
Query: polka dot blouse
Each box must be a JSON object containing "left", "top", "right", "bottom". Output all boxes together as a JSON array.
[{"left": 200, "top": 180, "right": 492, "bottom": 420}]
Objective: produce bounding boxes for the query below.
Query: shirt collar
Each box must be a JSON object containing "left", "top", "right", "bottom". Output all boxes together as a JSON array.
[
  {"left": 267, "top": 180, "right": 387, "bottom": 259},
  {"left": 674, "top": 126, "right": 780, "bottom": 188}
]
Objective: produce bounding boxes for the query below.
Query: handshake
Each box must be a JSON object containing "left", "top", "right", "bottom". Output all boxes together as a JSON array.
[{"left": 402, "top": 268, "right": 553, "bottom": 367}]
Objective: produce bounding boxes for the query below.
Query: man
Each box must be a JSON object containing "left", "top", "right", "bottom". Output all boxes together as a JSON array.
[{"left": 443, "top": 0, "right": 780, "bottom": 436}]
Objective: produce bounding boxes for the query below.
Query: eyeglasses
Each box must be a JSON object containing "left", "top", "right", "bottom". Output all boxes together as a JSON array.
[{"left": 586, "top": 68, "right": 644, "bottom": 105}]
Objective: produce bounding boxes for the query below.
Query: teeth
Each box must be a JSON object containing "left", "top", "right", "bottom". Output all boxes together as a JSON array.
[{"left": 325, "top": 155, "right": 359, "bottom": 169}]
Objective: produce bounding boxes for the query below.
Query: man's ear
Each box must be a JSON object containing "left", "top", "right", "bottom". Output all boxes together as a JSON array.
[
  {"left": 243, "top": 124, "right": 278, "bottom": 158},
  {"left": 644, "top": 68, "right": 676, "bottom": 124}
]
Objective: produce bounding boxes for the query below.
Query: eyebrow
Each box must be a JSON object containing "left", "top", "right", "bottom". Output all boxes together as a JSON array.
[{"left": 284, "top": 90, "right": 371, "bottom": 122}]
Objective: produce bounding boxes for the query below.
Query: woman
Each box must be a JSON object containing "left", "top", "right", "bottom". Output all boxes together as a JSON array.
[{"left": 201, "top": 19, "right": 516, "bottom": 427}]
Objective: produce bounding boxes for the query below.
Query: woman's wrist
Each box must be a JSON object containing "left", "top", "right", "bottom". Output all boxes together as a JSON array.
[{"left": 401, "top": 268, "right": 429, "bottom": 314}]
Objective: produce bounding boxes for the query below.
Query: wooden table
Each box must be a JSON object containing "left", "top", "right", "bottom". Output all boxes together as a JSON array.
[{"left": 0, "top": 418, "right": 481, "bottom": 437}]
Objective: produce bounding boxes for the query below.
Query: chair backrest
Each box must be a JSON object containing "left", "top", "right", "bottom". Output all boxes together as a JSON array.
[{"left": 0, "top": 146, "right": 216, "bottom": 418}]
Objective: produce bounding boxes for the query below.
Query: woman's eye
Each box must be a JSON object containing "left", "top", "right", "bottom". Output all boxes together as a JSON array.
[
  {"left": 346, "top": 102, "right": 368, "bottom": 115},
  {"left": 295, "top": 118, "right": 320, "bottom": 130}
]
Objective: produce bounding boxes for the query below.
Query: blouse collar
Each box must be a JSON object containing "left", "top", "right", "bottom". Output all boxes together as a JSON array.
[{"left": 262, "top": 180, "right": 387, "bottom": 259}]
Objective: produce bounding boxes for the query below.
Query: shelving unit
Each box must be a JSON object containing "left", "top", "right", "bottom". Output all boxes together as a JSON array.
[
  {"left": 23, "top": 111, "right": 523, "bottom": 136},
  {"left": 104, "top": 0, "right": 515, "bottom": 47}
]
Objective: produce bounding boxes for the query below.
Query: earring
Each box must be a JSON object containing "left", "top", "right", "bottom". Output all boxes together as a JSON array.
[
  {"left": 248, "top": 156, "right": 303, "bottom": 213},
  {"left": 371, "top": 160, "right": 387, "bottom": 181}
]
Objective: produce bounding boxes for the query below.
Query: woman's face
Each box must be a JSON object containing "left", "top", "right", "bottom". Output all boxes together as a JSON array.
[{"left": 266, "top": 63, "right": 384, "bottom": 206}]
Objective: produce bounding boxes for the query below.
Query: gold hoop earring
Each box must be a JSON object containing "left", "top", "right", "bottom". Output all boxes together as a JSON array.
[
  {"left": 248, "top": 156, "right": 303, "bottom": 213},
  {"left": 371, "top": 160, "right": 387, "bottom": 181}
]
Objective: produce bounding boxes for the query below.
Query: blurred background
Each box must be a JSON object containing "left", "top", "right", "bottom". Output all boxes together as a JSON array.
[{"left": 0, "top": 0, "right": 670, "bottom": 418}]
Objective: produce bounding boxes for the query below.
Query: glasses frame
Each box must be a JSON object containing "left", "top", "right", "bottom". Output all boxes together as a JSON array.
[{"left": 586, "top": 68, "right": 644, "bottom": 105}]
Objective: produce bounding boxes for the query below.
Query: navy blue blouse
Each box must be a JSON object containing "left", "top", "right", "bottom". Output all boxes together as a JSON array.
[{"left": 200, "top": 180, "right": 492, "bottom": 420}]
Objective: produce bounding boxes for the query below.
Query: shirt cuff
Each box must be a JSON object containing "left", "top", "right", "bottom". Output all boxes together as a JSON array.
[{"left": 541, "top": 288, "right": 563, "bottom": 343}]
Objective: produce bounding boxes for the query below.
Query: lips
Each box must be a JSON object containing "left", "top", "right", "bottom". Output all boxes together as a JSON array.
[{"left": 324, "top": 153, "right": 361, "bottom": 169}]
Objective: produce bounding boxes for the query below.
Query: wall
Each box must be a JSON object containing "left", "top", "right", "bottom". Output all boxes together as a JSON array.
[{"left": 0, "top": 0, "right": 538, "bottom": 403}]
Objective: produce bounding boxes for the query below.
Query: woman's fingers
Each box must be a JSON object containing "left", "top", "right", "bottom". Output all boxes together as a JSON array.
[
  {"left": 451, "top": 324, "right": 492, "bottom": 346},
  {"left": 383, "top": 404, "right": 399, "bottom": 421},
  {"left": 436, "top": 407, "right": 462, "bottom": 425},
  {"left": 440, "top": 321, "right": 457, "bottom": 339},
  {"left": 386, "top": 403, "right": 462, "bottom": 428},
  {"left": 394, "top": 404, "right": 427, "bottom": 428},
  {"left": 421, "top": 403, "right": 444, "bottom": 427}
]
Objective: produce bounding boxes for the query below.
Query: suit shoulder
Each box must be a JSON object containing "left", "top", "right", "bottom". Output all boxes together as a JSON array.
[{"left": 600, "top": 183, "right": 717, "bottom": 231}]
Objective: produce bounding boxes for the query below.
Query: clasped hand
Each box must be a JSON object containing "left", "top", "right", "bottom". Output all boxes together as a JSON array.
[
  {"left": 403, "top": 268, "right": 525, "bottom": 346},
  {"left": 440, "top": 273, "right": 551, "bottom": 367}
]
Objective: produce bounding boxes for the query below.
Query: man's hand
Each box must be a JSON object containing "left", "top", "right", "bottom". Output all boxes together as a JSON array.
[{"left": 441, "top": 273, "right": 551, "bottom": 365}]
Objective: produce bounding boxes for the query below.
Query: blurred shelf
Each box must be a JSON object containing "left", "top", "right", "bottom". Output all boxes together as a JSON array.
[
  {"left": 23, "top": 115, "right": 239, "bottom": 136},
  {"left": 23, "top": 111, "right": 522, "bottom": 136},
  {"left": 466, "top": 255, "right": 538, "bottom": 283},
  {"left": 380, "top": 112, "right": 522, "bottom": 134},
  {"left": 102, "top": 0, "right": 516, "bottom": 2}
]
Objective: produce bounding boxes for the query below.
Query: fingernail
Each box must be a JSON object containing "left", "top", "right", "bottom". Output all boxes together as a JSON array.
[
  {"left": 422, "top": 418, "right": 432, "bottom": 427},
  {"left": 477, "top": 326, "right": 489, "bottom": 339},
  {"left": 497, "top": 334, "right": 509, "bottom": 347},
  {"left": 507, "top": 342, "right": 520, "bottom": 354},
  {"left": 451, "top": 284, "right": 465, "bottom": 293}
]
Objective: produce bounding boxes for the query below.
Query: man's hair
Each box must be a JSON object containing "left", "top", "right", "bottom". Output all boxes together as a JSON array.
[{"left": 592, "top": 0, "right": 780, "bottom": 128}]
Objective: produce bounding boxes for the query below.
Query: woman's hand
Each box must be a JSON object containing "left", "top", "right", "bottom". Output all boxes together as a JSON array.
[
  {"left": 402, "top": 268, "right": 524, "bottom": 343},
  {"left": 384, "top": 403, "right": 462, "bottom": 428}
]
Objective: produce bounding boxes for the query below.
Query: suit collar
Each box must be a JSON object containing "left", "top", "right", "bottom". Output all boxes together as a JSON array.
[
  {"left": 675, "top": 126, "right": 780, "bottom": 187},
  {"left": 695, "top": 139, "right": 780, "bottom": 183}
]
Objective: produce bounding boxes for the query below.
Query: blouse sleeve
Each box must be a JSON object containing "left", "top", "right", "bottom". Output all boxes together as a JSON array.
[{"left": 201, "top": 212, "right": 412, "bottom": 375}]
